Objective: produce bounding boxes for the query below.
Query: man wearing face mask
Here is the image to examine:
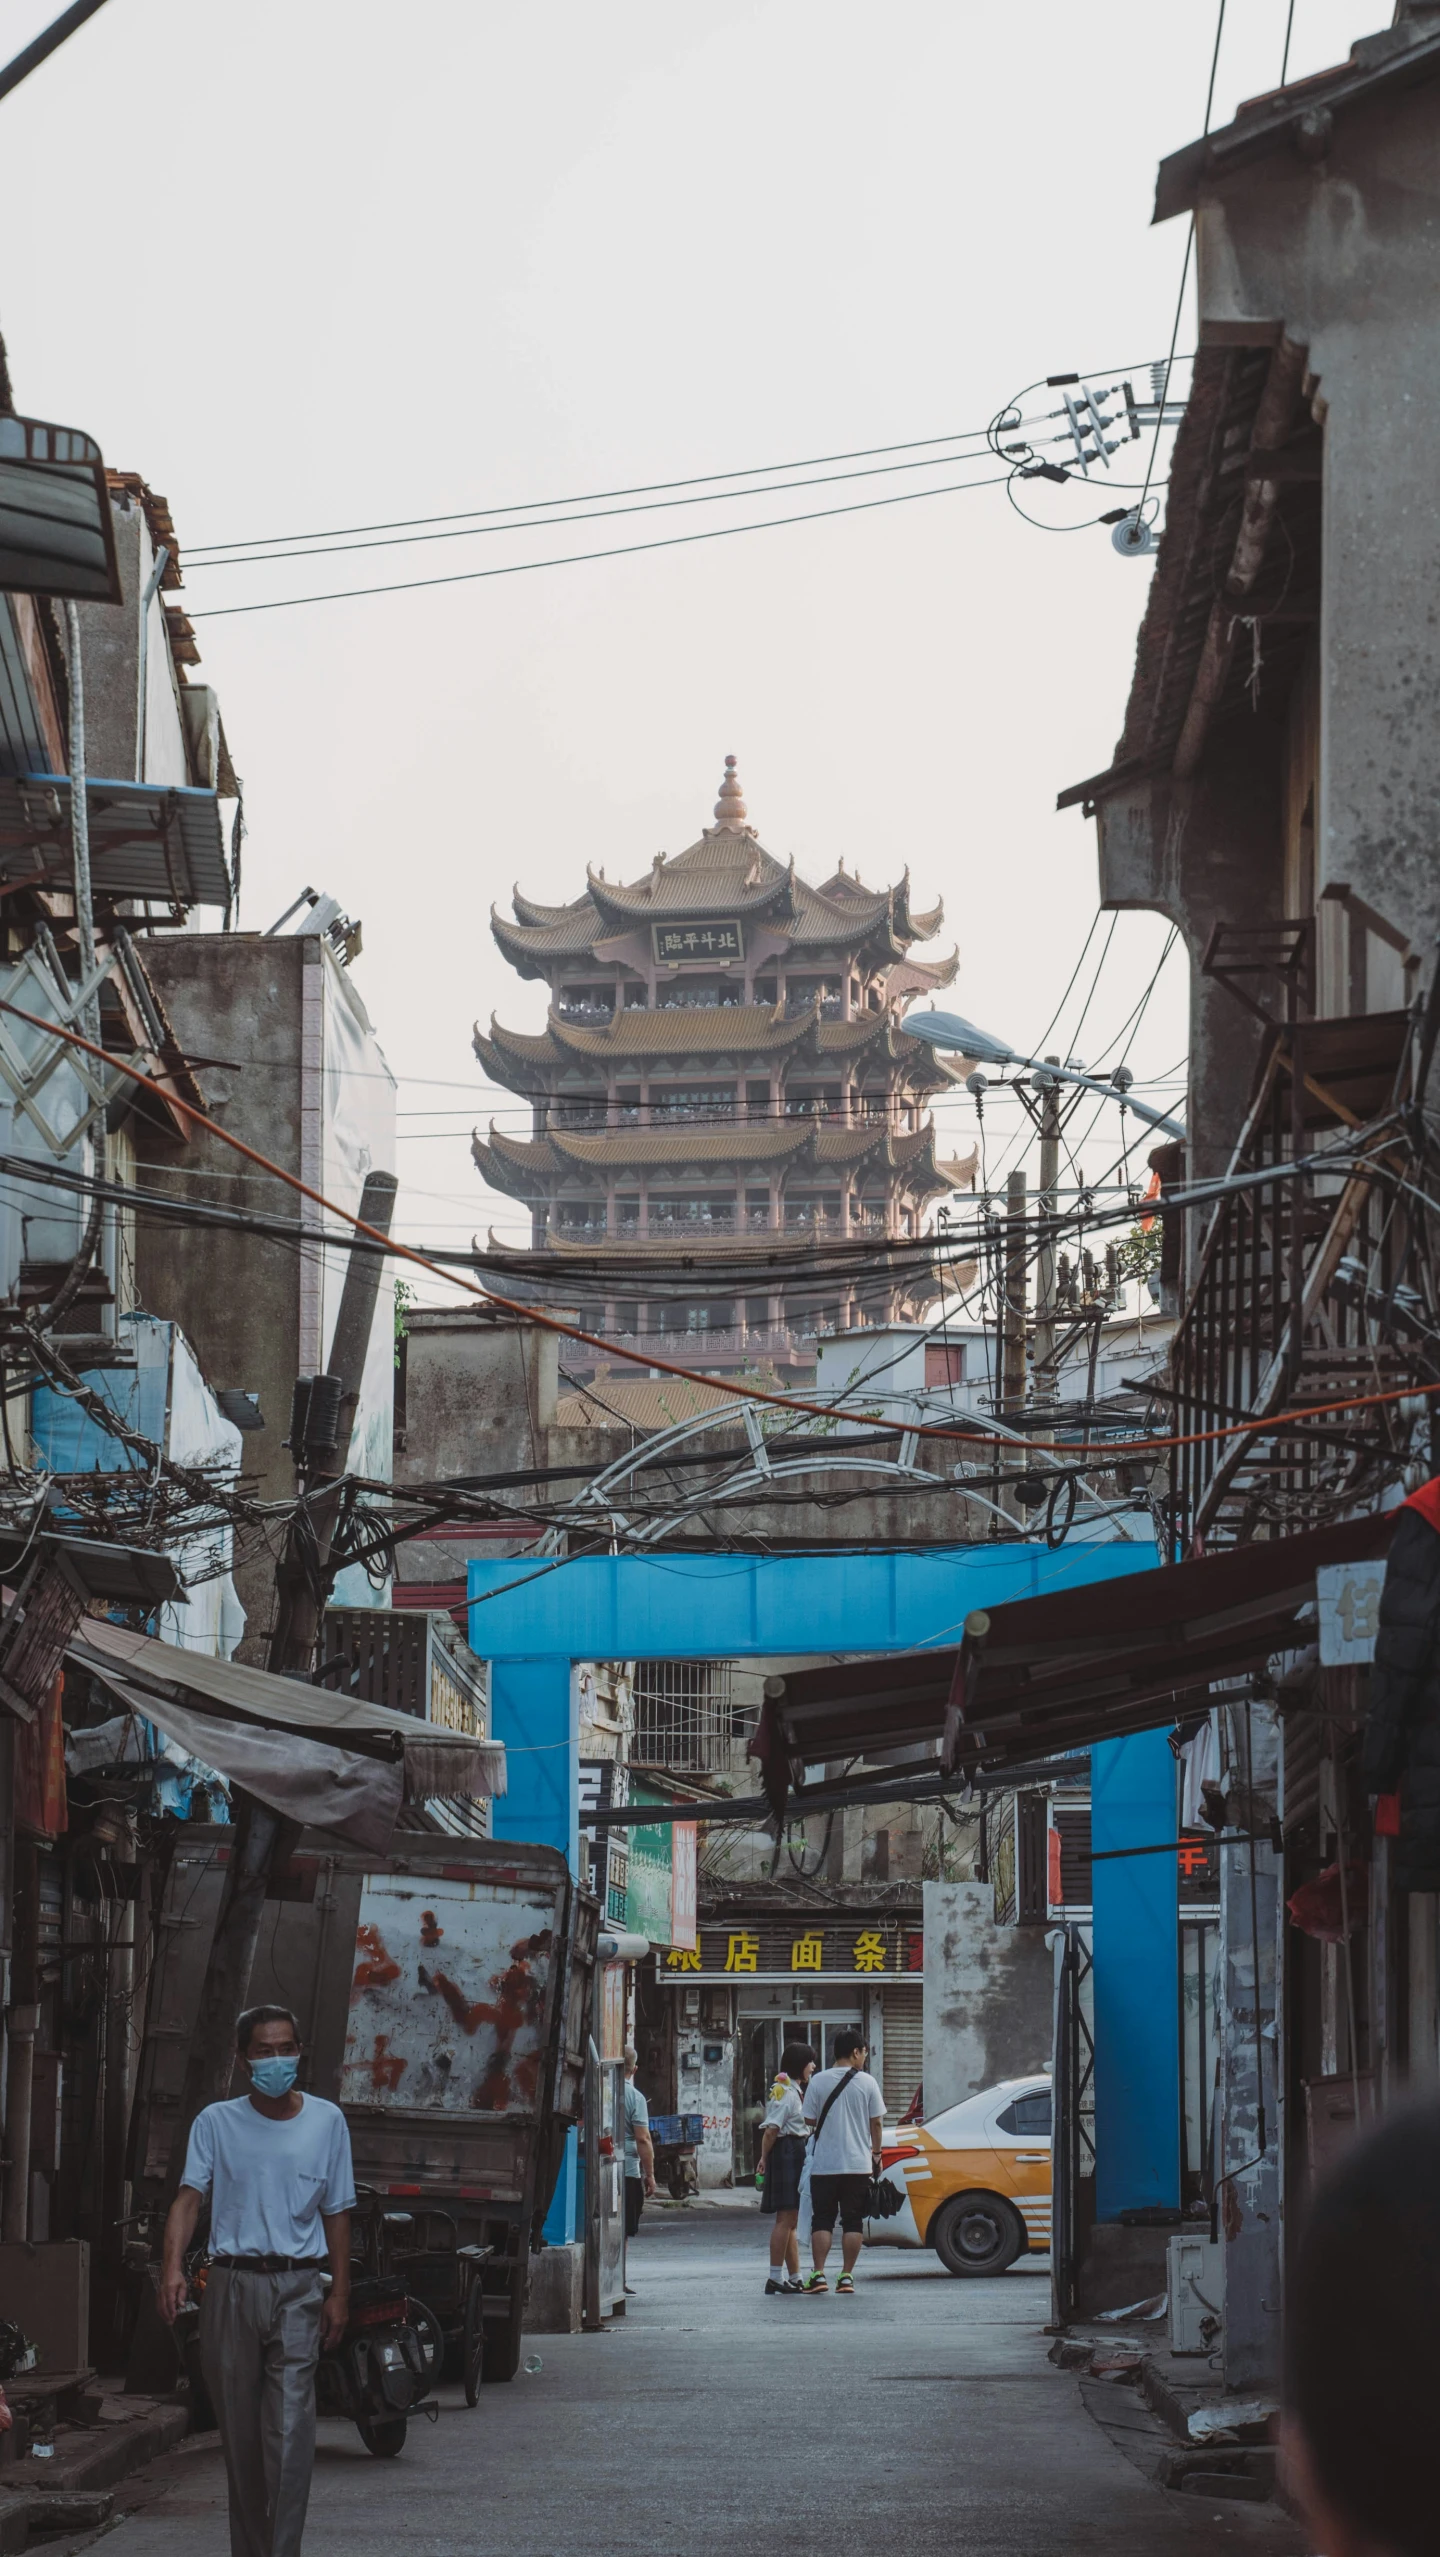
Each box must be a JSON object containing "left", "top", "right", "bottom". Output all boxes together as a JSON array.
[{"left": 158, "top": 2004, "right": 355, "bottom": 2557}]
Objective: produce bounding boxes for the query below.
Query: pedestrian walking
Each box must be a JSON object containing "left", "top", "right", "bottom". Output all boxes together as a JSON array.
[
  {"left": 1285, "top": 2097, "right": 1438, "bottom": 2557},
  {"left": 158, "top": 2005, "right": 355, "bottom": 2557},
  {"left": 800, "top": 2029, "right": 884, "bottom": 2295},
  {"left": 622, "top": 2046, "right": 656, "bottom": 2289},
  {"left": 755, "top": 2042, "right": 816, "bottom": 2295}
]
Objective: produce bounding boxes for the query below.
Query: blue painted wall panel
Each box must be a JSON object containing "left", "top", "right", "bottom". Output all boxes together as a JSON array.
[
  {"left": 489, "top": 1656, "right": 578, "bottom": 1872},
  {"left": 468, "top": 1537, "right": 1156, "bottom": 1663},
  {"left": 1092, "top": 1730, "right": 1180, "bottom": 2220}
]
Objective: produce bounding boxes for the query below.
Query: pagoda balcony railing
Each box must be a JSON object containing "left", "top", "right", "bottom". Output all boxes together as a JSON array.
[
  {"left": 542, "top": 1097, "right": 912, "bottom": 1131},
  {"left": 554, "top": 998, "right": 615, "bottom": 1024},
  {"left": 783, "top": 994, "right": 845, "bottom": 1020},
  {"left": 656, "top": 990, "right": 745, "bottom": 1011},
  {"left": 546, "top": 1208, "right": 894, "bottom": 1242}
]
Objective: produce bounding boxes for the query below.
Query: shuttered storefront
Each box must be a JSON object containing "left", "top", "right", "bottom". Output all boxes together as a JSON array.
[{"left": 882, "top": 1983, "right": 924, "bottom": 2115}]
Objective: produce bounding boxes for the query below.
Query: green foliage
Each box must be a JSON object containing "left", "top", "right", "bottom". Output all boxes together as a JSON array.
[
  {"left": 1114, "top": 1219, "right": 1163, "bottom": 1284},
  {"left": 394, "top": 1277, "right": 416, "bottom": 1365}
]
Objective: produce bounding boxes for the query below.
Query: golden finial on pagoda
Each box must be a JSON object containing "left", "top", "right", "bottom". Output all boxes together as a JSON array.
[{"left": 713, "top": 754, "right": 750, "bottom": 833}]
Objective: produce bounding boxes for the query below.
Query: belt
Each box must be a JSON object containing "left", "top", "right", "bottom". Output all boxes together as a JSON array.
[{"left": 209, "top": 2253, "right": 324, "bottom": 2273}]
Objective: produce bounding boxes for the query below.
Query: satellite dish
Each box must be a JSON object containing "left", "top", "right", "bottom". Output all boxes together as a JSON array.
[{"left": 1111, "top": 508, "right": 1155, "bottom": 558}]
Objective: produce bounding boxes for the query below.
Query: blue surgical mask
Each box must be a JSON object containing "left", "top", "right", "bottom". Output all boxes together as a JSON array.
[{"left": 249, "top": 2054, "right": 300, "bottom": 2098}]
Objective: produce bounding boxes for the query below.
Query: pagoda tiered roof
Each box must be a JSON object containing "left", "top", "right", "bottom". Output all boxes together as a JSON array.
[
  {"left": 472, "top": 1120, "right": 976, "bottom": 1203},
  {"left": 489, "top": 793, "right": 953, "bottom": 979},
  {"left": 473, "top": 999, "right": 964, "bottom": 1091}
]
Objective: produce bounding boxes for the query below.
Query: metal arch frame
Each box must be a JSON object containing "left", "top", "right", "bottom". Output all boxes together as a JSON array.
[{"left": 536, "top": 1394, "right": 1131, "bottom": 1552}]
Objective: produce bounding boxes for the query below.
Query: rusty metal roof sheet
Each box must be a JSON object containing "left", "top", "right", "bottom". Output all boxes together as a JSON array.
[{"left": 1154, "top": 20, "right": 1440, "bottom": 223}]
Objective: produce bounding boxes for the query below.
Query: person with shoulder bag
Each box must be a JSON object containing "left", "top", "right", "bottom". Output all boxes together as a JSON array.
[
  {"left": 800, "top": 2029, "right": 885, "bottom": 2295},
  {"left": 755, "top": 2044, "right": 817, "bottom": 2296}
]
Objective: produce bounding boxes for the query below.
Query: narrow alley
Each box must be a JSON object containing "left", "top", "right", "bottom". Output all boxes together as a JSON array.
[{"left": 108, "top": 2209, "right": 1301, "bottom": 2557}]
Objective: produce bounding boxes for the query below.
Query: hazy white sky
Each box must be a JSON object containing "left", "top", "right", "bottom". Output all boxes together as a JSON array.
[{"left": 0, "top": 0, "right": 1370, "bottom": 1285}]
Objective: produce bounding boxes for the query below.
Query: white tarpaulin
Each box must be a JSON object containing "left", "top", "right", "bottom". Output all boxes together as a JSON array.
[
  {"left": 82, "top": 1673, "right": 402, "bottom": 1851},
  {"left": 66, "top": 1617, "right": 507, "bottom": 1798}
]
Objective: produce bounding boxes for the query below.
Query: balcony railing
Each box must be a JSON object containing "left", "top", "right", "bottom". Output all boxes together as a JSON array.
[
  {"left": 603, "top": 1325, "right": 826, "bottom": 1362},
  {"left": 1169, "top": 1012, "right": 1418, "bottom": 1546},
  {"left": 555, "top": 999, "right": 615, "bottom": 1024}
]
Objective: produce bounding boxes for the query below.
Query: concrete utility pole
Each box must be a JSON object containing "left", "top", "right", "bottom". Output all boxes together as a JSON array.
[
  {"left": 161, "top": 1171, "right": 400, "bottom": 2170},
  {"left": 999, "top": 1169, "right": 1027, "bottom": 1524},
  {"left": 1031, "top": 1059, "right": 1062, "bottom": 1404}
]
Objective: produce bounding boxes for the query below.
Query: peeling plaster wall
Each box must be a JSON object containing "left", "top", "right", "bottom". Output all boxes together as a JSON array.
[
  {"left": 921, "top": 1881, "right": 1054, "bottom": 2115},
  {"left": 1194, "top": 79, "right": 1440, "bottom": 959}
]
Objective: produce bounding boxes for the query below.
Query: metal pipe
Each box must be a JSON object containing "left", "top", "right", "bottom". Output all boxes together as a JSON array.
[{"left": 134, "top": 545, "right": 169, "bottom": 784}]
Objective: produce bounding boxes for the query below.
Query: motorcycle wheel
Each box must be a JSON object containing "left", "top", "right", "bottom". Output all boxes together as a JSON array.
[
  {"left": 463, "top": 2279, "right": 486, "bottom": 2408},
  {"left": 407, "top": 2298, "right": 445, "bottom": 2386},
  {"left": 357, "top": 2418, "right": 407, "bottom": 2458}
]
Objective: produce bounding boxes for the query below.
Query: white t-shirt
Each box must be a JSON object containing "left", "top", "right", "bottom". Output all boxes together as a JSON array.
[
  {"left": 181, "top": 2095, "right": 356, "bottom": 2259},
  {"left": 623, "top": 2079, "right": 650, "bottom": 2179},
  {"left": 761, "top": 2073, "right": 809, "bottom": 2142},
  {"left": 803, "top": 2065, "right": 885, "bottom": 2176}
]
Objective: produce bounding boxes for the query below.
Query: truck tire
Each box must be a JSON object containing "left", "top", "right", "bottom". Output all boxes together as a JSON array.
[
  {"left": 357, "top": 2418, "right": 407, "bottom": 2457},
  {"left": 931, "top": 2191, "right": 1024, "bottom": 2278}
]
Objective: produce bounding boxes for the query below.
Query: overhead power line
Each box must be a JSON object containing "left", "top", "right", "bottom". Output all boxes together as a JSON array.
[
  {"left": 188, "top": 469, "right": 1012, "bottom": 620},
  {"left": 185, "top": 427, "right": 1007, "bottom": 562}
]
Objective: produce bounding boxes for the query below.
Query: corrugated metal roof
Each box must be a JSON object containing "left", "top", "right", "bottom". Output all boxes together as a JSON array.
[{"left": 0, "top": 773, "right": 230, "bottom": 907}]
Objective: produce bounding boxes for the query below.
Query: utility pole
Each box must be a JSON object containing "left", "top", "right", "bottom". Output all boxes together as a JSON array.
[
  {"left": 999, "top": 1168, "right": 1027, "bottom": 1524},
  {"left": 160, "top": 1171, "right": 400, "bottom": 2176},
  {"left": 1031, "top": 1058, "right": 1062, "bottom": 1404}
]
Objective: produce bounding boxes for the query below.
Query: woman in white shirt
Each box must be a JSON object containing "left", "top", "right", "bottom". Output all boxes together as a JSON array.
[{"left": 756, "top": 2043, "right": 817, "bottom": 2296}]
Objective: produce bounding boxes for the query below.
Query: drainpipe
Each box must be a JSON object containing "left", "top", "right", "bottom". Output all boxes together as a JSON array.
[{"left": 133, "top": 544, "right": 169, "bottom": 785}]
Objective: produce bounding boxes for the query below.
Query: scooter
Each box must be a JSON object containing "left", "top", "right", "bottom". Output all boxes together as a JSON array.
[
  {"left": 315, "top": 2270, "right": 435, "bottom": 2458},
  {"left": 175, "top": 2252, "right": 438, "bottom": 2459}
]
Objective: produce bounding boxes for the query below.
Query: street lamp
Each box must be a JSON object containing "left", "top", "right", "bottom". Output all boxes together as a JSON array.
[{"left": 905, "top": 1010, "right": 1185, "bottom": 1141}]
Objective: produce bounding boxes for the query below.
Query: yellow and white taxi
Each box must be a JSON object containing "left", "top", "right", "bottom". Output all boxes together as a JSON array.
[{"left": 864, "top": 2077, "right": 1052, "bottom": 2274}]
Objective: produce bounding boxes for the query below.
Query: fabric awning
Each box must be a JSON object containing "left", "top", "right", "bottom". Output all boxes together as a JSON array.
[
  {"left": 67, "top": 1617, "right": 506, "bottom": 1802},
  {"left": 81, "top": 1674, "right": 403, "bottom": 1853},
  {"left": 753, "top": 1511, "right": 1394, "bottom": 1811}
]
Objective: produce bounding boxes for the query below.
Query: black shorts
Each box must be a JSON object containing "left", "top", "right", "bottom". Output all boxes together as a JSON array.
[
  {"left": 760, "top": 2137, "right": 806, "bottom": 2215},
  {"left": 809, "top": 2171, "right": 871, "bottom": 2237}
]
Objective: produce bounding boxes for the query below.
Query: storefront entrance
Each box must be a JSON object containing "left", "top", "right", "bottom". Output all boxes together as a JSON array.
[{"left": 735, "top": 1999, "right": 864, "bottom": 2182}]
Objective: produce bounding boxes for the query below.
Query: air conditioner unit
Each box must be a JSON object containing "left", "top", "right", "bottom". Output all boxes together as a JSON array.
[{"left": 1168, "top": 2232, "right": 1223, "bottom": 2356}]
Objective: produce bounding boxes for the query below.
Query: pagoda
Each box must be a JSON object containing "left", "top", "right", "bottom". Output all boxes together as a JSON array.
[{"left": 473, "top": 760, "right": 975, "bottom": 1380}]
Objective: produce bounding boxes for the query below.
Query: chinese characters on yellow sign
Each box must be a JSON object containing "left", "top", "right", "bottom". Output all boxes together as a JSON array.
[{"left": 663, "top": 1926, "right": 923, "bottom": 1977}]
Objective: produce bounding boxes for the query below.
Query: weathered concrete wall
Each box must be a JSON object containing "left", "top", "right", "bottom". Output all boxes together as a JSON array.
[
  {"left": 1193, "top": 69, "right": 1440, "bottom": 960},
  {"left": 399, "top": 1308, "right": 993, "bottom": 1541},
  {"left": 72, "top": 495, "right": 190, "bottom": 787},
  {"left": 133, "top": 935, "right": 311, "bottom": 1656},
  {"left": 1097, "top": 746, "right": 1277, "bottom": 1190},
  {"left": 922, "top": 1881, "right": 1054, "bottom": 2113}
]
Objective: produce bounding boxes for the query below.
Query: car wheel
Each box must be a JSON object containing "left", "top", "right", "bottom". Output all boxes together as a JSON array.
[{"left": 931, "top": 2191, "right": 1024, "bottom": 2278}]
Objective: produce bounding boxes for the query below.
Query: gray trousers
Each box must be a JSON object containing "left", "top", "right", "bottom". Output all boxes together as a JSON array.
[{"left": 199, "top": 2267, "right": 325, "bottom": 2557}]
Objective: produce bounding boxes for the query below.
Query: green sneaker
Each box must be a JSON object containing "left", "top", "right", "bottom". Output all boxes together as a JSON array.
[
  {"left": 802, "top": 2272, "right": 828, "bottom": 2293},
  {"left": 836, "top": 2274, "right": 855, "bottom": 2294}
]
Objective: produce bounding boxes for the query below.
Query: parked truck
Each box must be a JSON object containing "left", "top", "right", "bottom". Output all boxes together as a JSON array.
[{"left": 128, "top": 1830, "right": 596, "bottom": 2383}]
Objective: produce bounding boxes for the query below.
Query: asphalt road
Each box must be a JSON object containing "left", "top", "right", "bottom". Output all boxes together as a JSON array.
[{"left": 108, "top": 2209, "right": 1296, "bottom": 2557}]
